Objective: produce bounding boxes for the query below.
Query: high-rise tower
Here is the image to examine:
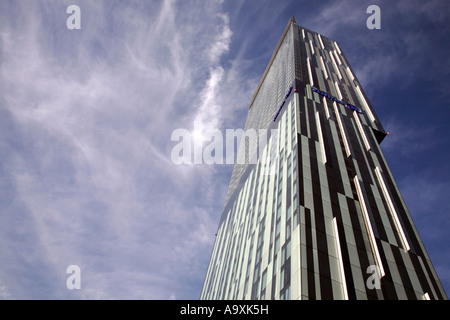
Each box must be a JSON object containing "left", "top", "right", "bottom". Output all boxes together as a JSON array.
[{"left": 200, "top": 17, "right": 447, "bottom": 300}]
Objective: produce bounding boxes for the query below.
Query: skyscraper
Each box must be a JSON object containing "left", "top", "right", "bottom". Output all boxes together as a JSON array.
[{"left": 200, "top": 17, "right": 447, "bottom": 300}]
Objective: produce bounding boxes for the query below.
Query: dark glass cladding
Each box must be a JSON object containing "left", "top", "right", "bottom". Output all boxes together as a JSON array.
[{"left": 201, "top": 18, "right": 447, "bottom": 300}]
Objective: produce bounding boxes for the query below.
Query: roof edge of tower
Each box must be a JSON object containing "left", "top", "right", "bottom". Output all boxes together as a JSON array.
[{"left": 248, "top": 17, "right": 297, "bottom": 109}]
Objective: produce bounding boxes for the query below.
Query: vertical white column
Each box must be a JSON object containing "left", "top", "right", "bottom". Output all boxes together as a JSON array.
[
  {"left": 353, "top": 176, "right": 386, "bottom": 278},
  {"left": 322, "top": 96, "right": 330, "bottom": 119},
  {"left": 307, "top": 57, "right": 314, "bottom": 86},
  {"left": 315, "top": 111, "right": 327, "bottom": 164},
  {"left": 334, "top": 41, "right": 342, "bottom": 54},
  {"left": 329, "top": 51, "right": 342, "bottom": 80},
  {"left": 355, "top": 85, "right": 375, "bottom": 122},
  {"left": 374, "top": 167, "right": 410, "bottom": 252},
  {"left": 333, "top": 50, "right": 342, "bottom": 65},
  {"left": 309, "top": 39, "right": 315, "bottom": 55},
  {"left": 320, "top": 55, "right": 328, "bottom": 79},
  {"left": 333, "top": 102, "right": 351, "bottom": 157},
  {"left": 353, "top": 111, "right": 371, "bottom": 151},
  {"left": 334, "top": 81, "right": 343, "bottom": 101},
  {"left": 346, "top": 66, "right": 354, "bottom": 81},
  {"left": 333, "top": 217, "right": 349, "bottom": 300},
  {"left": 318, "top": 34, "right": 325, "bottom": 49}
]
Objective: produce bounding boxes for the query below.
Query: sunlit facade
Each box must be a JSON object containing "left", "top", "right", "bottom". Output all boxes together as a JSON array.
[{"left": 201, "top": 17, "right": 447, "bottom": 300}]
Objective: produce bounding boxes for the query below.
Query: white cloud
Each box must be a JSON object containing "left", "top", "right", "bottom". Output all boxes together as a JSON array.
[
  {"left": 0, "top": 282, "right": 13, "bottom": 300},
  {"left": 0, "top": 0, "right": 237, "bottom": 299},
  {"left": 302, "top": 1, "right": 366, "bottom": 38},
  {"left": 193, "top": 12, "right": 233, "bottom": 146},
  {"left": 207, "top": 13, "right": 232, "bottom": 64}
]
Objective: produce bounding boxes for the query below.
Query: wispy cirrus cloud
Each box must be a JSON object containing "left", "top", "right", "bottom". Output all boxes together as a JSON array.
[
  {"left": 298, "top": 0, "right": 450, "bottom": 97},
  {"left": 0, "top": 0, "right": 237, "bottom": 299}
]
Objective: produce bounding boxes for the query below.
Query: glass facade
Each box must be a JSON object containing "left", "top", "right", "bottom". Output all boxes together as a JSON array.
[{"left": 201, "top": 17, "right": 447, "bottom": 300}]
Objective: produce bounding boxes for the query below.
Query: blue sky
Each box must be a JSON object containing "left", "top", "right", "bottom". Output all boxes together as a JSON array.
[{"left": 0, "top": 0, "right": 448, "bottom": 299}]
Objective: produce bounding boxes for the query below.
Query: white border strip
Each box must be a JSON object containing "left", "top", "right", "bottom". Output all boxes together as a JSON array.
[
  {"left": 354, "top": 176, "right": 386, "bottom": 278},
  {"left": 374, "top": 167, "right": 410, "bottom": 251},
  {"left": 333, "top": 217, "right": 349, "bottom": 300}
]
